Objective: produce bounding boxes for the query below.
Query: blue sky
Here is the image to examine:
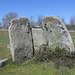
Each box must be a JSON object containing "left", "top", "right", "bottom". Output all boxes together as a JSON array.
[{"left": 0, "top": 0, "right": 75, "bottom": 24}]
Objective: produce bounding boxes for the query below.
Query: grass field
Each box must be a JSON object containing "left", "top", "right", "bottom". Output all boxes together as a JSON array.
[
  {"left": 0, "top": 31, "right": 10, "bottom": 60},
  {"left": 0, "top": 30, "right": 75, "bottom": 75},
  {"left": 70, "top": 32, "right": 75, "bottom": 47}
]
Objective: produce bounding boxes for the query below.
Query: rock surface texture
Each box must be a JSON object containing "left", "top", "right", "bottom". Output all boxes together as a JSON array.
[
  {"left": 42, "top": 16, "right": 74, "bottom": 52},
  {"left": 9, "top": 17, "right": 33, "bottom": 61},
  {"left": 32, "top": 28, "right": 47, "bottom": 53}
]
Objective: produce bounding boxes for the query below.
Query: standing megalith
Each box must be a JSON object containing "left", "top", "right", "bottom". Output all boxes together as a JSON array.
[
  {"left": 32, "top": 28, "right": 47, "bottom": 53},
  {"left": 9, "top": 17, "right": 33, "bottom": 61},
  {"left": 42, "top": 16, "right": 74, "bottom": 52}
]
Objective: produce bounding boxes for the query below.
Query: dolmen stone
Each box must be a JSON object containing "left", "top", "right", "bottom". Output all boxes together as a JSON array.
[
  {"left": 0, "top": 59, "right": 8, "bottom": 67},
  {"left": 32, "top": 28, "right": 47, "bottom": 53},
  {"left": 9, "top": 17, "right": 33, "bottom": 61},
  {"left": 42, "top": 16, "right": 74, "bottom": 52}
]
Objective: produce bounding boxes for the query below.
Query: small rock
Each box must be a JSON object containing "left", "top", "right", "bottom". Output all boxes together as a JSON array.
[
  {"left": 0, "top": 59, "right": 8, "bottom": 67},
  {"left": 7, "top": 45, "right": 10, "bottom": 49}
]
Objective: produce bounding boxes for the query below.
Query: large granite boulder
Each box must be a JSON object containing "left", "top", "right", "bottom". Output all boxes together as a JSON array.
[
  {"left": 42, "top": 16, "right": 74, "bottom": 52},
  {"left": 9, "top": 17, "right": 33, "bottom": 61}
]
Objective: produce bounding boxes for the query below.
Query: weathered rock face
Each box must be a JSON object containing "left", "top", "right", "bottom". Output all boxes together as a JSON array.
[
  {"left": 32, "top": 28, "right": 47, "bottom": 53},
  {"left": 42, "top": 16, "right": 74, "bottom": 52},
  {"left": 9, "top": 17, "right": 33, "bottom": 61}
]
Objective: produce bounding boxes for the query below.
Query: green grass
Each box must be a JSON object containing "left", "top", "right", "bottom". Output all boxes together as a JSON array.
[
  {"left": 0, "top": 30, "right": 75, "bottom": 75},
  {"left": 0, "top": 60, "right": 75, "bottom": 75},
  {"left": 0, "top": 62, "right": 58, "bottom": 75},
  {"left": 0, "top": 31, "right": 10, "bottom": 60},
  {"left": 70, "top": 32, "right": 75, "bottom": 47}
]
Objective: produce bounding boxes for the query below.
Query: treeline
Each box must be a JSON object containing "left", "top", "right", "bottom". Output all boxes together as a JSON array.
[
  {"left": 0, "top": 12, "right": 75, "bottom": 30},
  {"left": 0, "top": 12, "right": 18, "bottom": 29},
  {"left": 66, "top": 25, "right": 75, "bottom": 30},
  {"left": 0, "top": 12, "right": 43, "bottom": 29}
]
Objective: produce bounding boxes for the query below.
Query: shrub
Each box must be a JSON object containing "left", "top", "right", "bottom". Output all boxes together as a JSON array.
[
  {"left": 34, "top": 44, "right": 75, "bottom": 69},
  {"left": 58, "top": 66, "right": 71, "bottom": 75}
]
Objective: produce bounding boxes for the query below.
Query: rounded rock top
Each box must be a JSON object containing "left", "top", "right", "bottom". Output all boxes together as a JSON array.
[
  {"left": 11, "top": 17, "right": 29, "bottom": 25},
  {"left": 42, "top": 16, "right": 64, "bottom": 24}
]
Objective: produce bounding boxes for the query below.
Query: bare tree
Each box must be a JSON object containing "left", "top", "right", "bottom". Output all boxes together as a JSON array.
[
  {"left": 73, "top": 16, "right": 75, "bottom": 25},
  {"left": 2, "top": 12, "right": 18, "bottom": 29},
  {"left": 61, "top": 17, "right": 65, "bottom": 24},
  {"left": 70, "top": 17, "right": 75, "bottom": 25},
  {"left": 37, "top": 14, "right": 44, "bottom": 26},
  {"left": 29, "top": 16, "right": 35, "bottom": 28},
  {"left": 69, "top": 16, "right": 75, "bottom": 30}
]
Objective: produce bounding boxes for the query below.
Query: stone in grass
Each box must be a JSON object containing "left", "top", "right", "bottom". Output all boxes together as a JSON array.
[
  {"left": 42, "top": 16, "right": 74, "bottom": 52},
  {"left": 0, "top": 59, "right": 8, "bottom": 67},
  {"left": 9, "top": 17, "right": 33, "bottom": 62}
]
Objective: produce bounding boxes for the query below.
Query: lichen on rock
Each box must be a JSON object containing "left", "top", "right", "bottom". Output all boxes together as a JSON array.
[
  {"left": 42, "top": 16, "right": 74, "bottom": 52},
  {"left": 9, "top": 17, "right": 33, "bottom": 61}
]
